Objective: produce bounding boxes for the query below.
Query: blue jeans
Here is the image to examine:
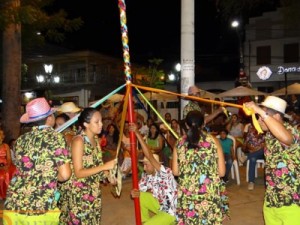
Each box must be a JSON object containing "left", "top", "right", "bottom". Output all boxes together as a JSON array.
[
  {"left": 224, "top": 153, "right": 233, "bottom": 180},
  {"left": 247, "top": 148, "right": 264, "bottom": 183}
]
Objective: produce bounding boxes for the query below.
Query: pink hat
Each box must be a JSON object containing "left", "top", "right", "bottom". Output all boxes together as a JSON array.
[{"left": 20, "top": 98, "right": 56, "bottom": 123}]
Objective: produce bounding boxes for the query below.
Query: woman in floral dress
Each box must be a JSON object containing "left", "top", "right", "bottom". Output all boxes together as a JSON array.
[
  {"left": 61, "top": 108, "right": 116, "bottom": 224},
  {"left": 172, "top": 110, "right": 228, "bottom": 225}
]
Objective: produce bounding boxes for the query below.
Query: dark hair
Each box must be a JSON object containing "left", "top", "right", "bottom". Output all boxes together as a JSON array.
[
  {"left": 165, "top": 112, "right": 171, "bottom": 117},
  {"left": 171, "top": 119, "right": 178, "bottom": 124},
  {"left": 56, "top": 113, "right": 70, "bottom": 122},
  {"left": 30, "top": 117, "right": 49, "bottom": 126},
  {"left": 8, "top": 138, "right": 16, "bottom": 148},
  {"left": 107, "top": 123, "right": 119, "bottom": 143},
  {"left": 185, "top": 110, "right": 205, "bottom": 148},
  {"left": 219, "top": 129, "right": 228, "bottom": 135},
  {"left": 148, "top": 123, "right": 159, "bottom": 140},
  {"left": 78, "top": 108, "right": 99, "bottom": 129}
]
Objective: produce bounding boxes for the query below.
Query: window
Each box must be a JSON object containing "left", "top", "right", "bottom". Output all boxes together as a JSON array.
[
  {"left": 256, "top": 46, "right": 271, "bottom": 65},
  {"left": 166, "top": 101, "right": 179, "bottom": 109},
  {"left": 284, "top": 43, "right": 299, "bottom": 63}
]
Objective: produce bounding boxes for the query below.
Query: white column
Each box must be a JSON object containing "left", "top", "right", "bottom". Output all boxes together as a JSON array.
[{"left": 180, "top": 0, "right": 195, "bottom": 119}]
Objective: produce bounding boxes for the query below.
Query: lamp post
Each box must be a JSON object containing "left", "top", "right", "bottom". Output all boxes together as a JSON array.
[
  {"left": 231, "top": 20, "right": 249, "bottom": 87},
  {"left": 36, "top": 64, "right": 60, "bottom": 98}
]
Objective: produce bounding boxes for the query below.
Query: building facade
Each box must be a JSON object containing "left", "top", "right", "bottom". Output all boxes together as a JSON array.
[
  {"left": 22, "top": 50, "right": 138, "bottom": 107},
  {"left": 243, "top": 7, "right": 300, "bottom": 93}
]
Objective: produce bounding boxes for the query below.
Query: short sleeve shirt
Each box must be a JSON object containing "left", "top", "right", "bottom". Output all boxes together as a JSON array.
[
  {"left": 264, "top": 122, "right": 300, "bottom": 208},
  {"left": 218, "top": 138, "right": 233, "bottom": 155},
  {"left": 139, "top": 165, "right": 177, "bottom": 216},
  {"left": 5, "top": 126, "right": 70, "bottom": 213}
]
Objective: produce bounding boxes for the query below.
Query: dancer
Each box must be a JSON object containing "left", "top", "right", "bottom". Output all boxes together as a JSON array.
[
  {"left": 245, "top": 96, "right": 300, "bottom": 225},
  {"left": 4, "top": 98, "right": 71, "bottom": 225},
  {"left": 60, "top": 107, "right": 117, "bottom": 224},
  {"left": 130, "top": 123, "right": 177, "bottom": 225},
  {"left": 172, "top": 110, "right": 228, "bottom": 224}
]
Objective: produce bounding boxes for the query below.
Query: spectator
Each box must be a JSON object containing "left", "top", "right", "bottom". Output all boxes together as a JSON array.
[
  {"left": 4, "top": 97, "right": 71, "bottom": 224},
  {"left": 226, "top": 113, "right": 245, "bottom": 165},
  {"left": 145, "top": 123, "right": 164, "bottom": 161},
  {"left": 243, "top": 123, "right": 265, "bottom": 190},
  {"left": 0, "top": 130, "right": 16, "bottom": 200},
  {"left": 159, "top": 112, "right": 172, "bottom": 134},
  {"left": 120, "top": 121, "right": 132, "bottom": 178},
  {"left": 99, "top": 100, "right": 117, "bottom": 132},
  {"left": 245, "top": 96, "right": 300, "bottom": 225},
  {"left": 218, "top": 129, "right": 235, "bottom": 183},
  {"left": 102, "top": 123, "right": 119, "bottom": 162}
]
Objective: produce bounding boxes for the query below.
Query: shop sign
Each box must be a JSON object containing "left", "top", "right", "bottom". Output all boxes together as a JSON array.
[
  {"left": 277, "top": 66, "right": 300, "bottom": 74},
  {"left": 256, "top": 65, "right": 300, "bottom": 80}
]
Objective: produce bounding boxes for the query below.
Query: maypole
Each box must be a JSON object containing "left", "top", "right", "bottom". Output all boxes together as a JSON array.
[{"left": 118, "top": 1, "right": 142, "bottom": 225}]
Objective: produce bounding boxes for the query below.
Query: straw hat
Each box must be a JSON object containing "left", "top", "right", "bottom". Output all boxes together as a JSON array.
[
  {"left": 101, "top": 100, "right": 113, "bottom": 108},
  {"left": 139, "top": 154, "right": 161, "bottom": 163},
  {"left": 20, "top": 98, "right": 56, "bottom": 123},
  {"left": 260, "top": 96, "right": 287, "bottom": 115},
  {"left": 58, "top": 102, "right": 81, "bottom": 113}
]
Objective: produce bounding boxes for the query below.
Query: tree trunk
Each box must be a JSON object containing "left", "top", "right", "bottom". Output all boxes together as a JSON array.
[{"left": 1, "top": 0, "right": 21, "bottom": 142}]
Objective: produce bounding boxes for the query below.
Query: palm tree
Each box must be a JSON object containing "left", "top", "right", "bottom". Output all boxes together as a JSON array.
[{"left": 0, "top": 0, "right": 82, "bottom": 141}]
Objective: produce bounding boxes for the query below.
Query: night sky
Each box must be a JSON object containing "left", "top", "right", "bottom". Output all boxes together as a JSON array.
[{"left": 51, "top": 0, "right": 266, "bottom": 82}]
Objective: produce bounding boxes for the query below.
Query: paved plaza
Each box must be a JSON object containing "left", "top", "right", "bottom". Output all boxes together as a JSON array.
[
  {"left": 102, "top": 165, "right": 265, "bottom": 225},
  {"left": 0, "top": 165, "right": 265, "bottom": 225}
]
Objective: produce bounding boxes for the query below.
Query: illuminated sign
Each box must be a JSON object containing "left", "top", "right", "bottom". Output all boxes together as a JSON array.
[
  {"left": 277, "top": 66, "right": 300, "bottom": 74},
  {"left": 256, "top": 66, "right": 272, "bottom": 80},
  {"left": 257, "top": 65, "right": 300, "bottom": 80}
]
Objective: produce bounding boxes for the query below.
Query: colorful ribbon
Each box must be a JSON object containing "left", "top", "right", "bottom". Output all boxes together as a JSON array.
[
  {"left": 134, "top": 87, "right": 179, "bottom": 140},
  {"left": 118, "top": 0, "right": 131, "bottom": 81},
  {"left": 132, "top": 84, "right": 263, "bottom": 134},
  {"left": 55, "top": 84, "right": 126, "bottom": 133}
]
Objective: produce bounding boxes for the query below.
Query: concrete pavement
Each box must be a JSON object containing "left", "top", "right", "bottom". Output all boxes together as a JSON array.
[
  {"left": 102, "top": 165, "right": 266, "bottom": 225},
  {"left": 0, "top": 165, "right": 265, "bottom": 225}
]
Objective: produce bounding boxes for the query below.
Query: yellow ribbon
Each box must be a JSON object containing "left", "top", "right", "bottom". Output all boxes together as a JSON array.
[
  {"left": 222, "top": 107, "right": 229, "bottom": 118},
  {"left": 132, "top": 84, "right": 264, "bottom": 134},
  {"left": 243, "top": 104, "right": 263, "bottom": 134}
]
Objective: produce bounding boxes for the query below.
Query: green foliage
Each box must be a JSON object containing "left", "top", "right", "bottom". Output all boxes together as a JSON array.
[
  {"left": 136, "top": 58, "right": 166, "bottom": 89},
  {"left": 0, "top": 0, "right": 83, "bottom": 47}
]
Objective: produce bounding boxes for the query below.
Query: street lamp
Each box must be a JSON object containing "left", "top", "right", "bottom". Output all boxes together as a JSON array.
[
  {"left": 231, "top": 20, "right": 243, "bottom": 68},
  {"left": 36, "top": 64, "right": 60, "bottom": 85},
  {"left": 231, "top": 19, "right": 248, "bottom": 86},
  {"left": 36, "top": 64, "right": 60, "bottom": 99}
]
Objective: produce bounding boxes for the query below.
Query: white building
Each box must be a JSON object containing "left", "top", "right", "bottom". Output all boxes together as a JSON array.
[{"left": 244, "top": 7, "right": 300, "bottom": 92}]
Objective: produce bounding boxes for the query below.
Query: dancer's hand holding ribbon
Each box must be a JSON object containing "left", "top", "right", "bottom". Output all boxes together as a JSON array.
[{"left": 243, "top": 103, "right": 263, "bottom": 134}]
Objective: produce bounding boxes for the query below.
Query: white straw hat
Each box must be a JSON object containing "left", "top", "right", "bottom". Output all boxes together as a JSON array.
[{"left": 260, "top": 96, "right": 287, "bottom": 115}]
